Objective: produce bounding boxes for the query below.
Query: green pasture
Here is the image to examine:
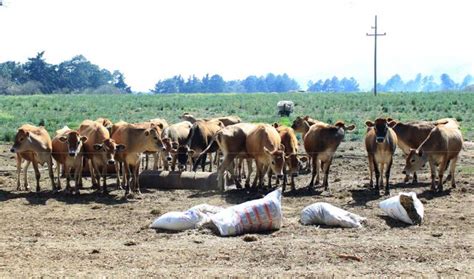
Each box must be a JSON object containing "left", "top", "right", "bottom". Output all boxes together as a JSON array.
[{"left": 0, "top": 92, "right": 472, "bottom": 142}]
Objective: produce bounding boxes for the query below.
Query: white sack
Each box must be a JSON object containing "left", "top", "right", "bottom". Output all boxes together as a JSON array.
[
  {"left": 379, "top": 192, "right": 424, "bottom": 225},
  {"left": 300, "top": 202, "right": 366, "bottom": 228},
  {"left": 150, "top": 204, "right": 224, "bottom": 231},
  {"left": 210, "top": 189, "right": 282, "bottom": 236}
]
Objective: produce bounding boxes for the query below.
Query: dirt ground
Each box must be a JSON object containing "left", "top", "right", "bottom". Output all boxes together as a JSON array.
[{"left": 0, "top": 141, "right": 472, "bottom": 277}]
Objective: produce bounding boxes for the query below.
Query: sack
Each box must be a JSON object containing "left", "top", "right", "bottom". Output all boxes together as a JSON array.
[
  {"left": 300, "top": 202, "right": 366, "bottom": 228},
  {"left": 379, "top": 192, "right": 424, "bottom": 225},
  {"left": 210, "top": 189, "right": 282, "bottom": 236},
  {"left": 150, "top": 204, "right": 224, "bottom": 231}
]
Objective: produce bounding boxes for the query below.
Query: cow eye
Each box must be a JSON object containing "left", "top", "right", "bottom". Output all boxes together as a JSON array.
[
  {"left": 410, "top": 159, "right": 415, "bottom": 163},
  {"left": 272, "top": 161, "right": 275, "bottom": 165}
]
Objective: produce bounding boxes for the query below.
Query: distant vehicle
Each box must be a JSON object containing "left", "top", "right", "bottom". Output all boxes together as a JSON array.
[{"left": 277, "top": 100, "right": 294, "bottom": 117}]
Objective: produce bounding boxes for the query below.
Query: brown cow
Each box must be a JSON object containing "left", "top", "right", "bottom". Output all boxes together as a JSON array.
[
  {"left": 180, "top": 112, "right": 241, "bottom": 127},
  {"left": 246, "top": 124, "right": 285, "bottom": 188},
  {"left": 365, "top": 118, "right": 397, "bottom": 195},
  {"left": 304, "top": 121, "right": 355, "bottom": 191},
  {"left": 403, "top": 125, "right": 463, "bottom": 192},
  {"left": 10, "top": 124, "right": 56, "bottom": 192},
  {"left": 291, "top": 115, "right": 326, "bottom": 138},
  {"left": 161, "top": 121, "right": 193, "bottom": 171},
  {"left": 79, "top": 120, "right": 125, "bottom": 193},
  {"left": 198, "top": 123, "right": 256, "bottom": 190},
  {"left": 179, "top": 119, "right": 224, "bottom": 172},
  {"left": 111, "top": 123, "right": 164, "bottom": 195},
  {"left": 274, "top": 124, "right": 300, "bottom": 192},
  {"left": 388, "top": 117, "right": 459, "bottom": 183},
  {"left": 52, "top": 126, "right": 88, "bottom": 194}
]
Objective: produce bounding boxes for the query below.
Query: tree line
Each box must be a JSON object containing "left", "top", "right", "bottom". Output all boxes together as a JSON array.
[
  {"left": 0, "top": 52, "right": 131, "bottom": 95},
  {"left": 376, "top": 73, "right": 474, "bottom": 92},
  {"left": 152, "top": 73, "right": 301, "bottom": 94}
]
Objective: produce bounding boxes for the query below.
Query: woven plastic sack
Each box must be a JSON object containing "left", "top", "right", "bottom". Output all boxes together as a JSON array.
[
  {"left": 150, "top": 204, "right": 224, "bottom": 231},
  {"left": 379, "top": 192, "right": 424, "bottom": 225},
  {"left": 300, "top": 202, "right": 366, "bottom": 228}
]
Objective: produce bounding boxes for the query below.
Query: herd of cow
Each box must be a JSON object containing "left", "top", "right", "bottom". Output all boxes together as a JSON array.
[{"left": 9, "top": 112, "right": 464, "bottom": 197}]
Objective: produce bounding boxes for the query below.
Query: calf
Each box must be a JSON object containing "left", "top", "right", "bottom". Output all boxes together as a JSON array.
[
  {"left": 274, "top": 124, "right": 300, "bottom": 192},
  {"left": 198, "top": 123, "right": 256, "bottom": 191},
  {"left": 10, "top": 124, "right": 56, "bottom": 192},
  {"left": 111, "top": 123, "right": 164, "bottom": 195},
  {"left": 177, "top": 119, "right": 224, "bottom": 172},
  {"left": 304, "top": 121, "right": 355, "bottom": 191},
  {"left": 403, "top": 125, "right": 463, "bottom": 192},
  {"left": 79, "top": 120, "right": 125, "bottom": 193},
  {"left": 52, "top": 127, "right": 87, "bottom": 194},
  {"left": 246, "top": 124, "right": 285, "bottom": 188},
  {"left": 365, "top": 118, "right": 398, "bottom": 195},
  {"left": 161, "top": 121, "right": 193, "bottom": 171}
]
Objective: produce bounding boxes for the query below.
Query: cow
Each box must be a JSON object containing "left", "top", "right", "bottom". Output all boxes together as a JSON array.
[
  {"left": 291, "top": 115, "right": 326, "bottom": 138},
  {"left": 177, "top": 119, "right": 224, "bottom": 172},
  {"left": 139, "top": 119, "right": 168, "bottom": 171},
  {"left": 402, "top": 125, "right": 463, "bottom": 192},
  {"left": 111, "top": 123, "right": 165, "bottom": 195},
  {"left": 274, "top": 124, "right": 300, "bottom": 192},
  {"left": 52, "top": 126, "right": 87, "bottom": 194},
  {"left": 78, "top": 120, "right": 125, "bottom": 193},
  {"left": 246, "top": 124, "right": 286, "bottom": 188},
  {"left": 365, "top": 118, "right": 398, "bottom": 195},
  {"left": 10, "top": 124, "right": 56, "bottom": 192},
  {"left": 197, "top": 123, "right": 256, "bottom": 190},
  {"left": 95, "top": 117, "right": 113, "bottom": 134},
  {"left": 388, "top": 118, "right": 459, "bottom": 183},
  {"left": 180, "top": 112, "right": 241, "bottom": 127},
  {"left": 304, "top": 121, "right": 355, "bottom": 191},
  {"left": 161, "top": 121, "right": 193, "bottom": 171}
]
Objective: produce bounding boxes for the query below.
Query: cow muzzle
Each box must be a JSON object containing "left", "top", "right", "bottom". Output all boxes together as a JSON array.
[
  {"left": 108, "top": 159, "right": 115, "bottom": 165},
  {"left": 291, "top": 173, "right": 299, "bottom": 178},
  {"left": 166, "top": 155, "right": 172, "bottom": 162},
  {"left": 68, "top": 151, "right": 76, "bottom": 157},
  {"left": 276, "top": 174, "right": 284, "bottom": 179},
  {"left": 10, "top": 147, "right": 16, "bottom": 153},
  {"left": 376, "top": 137, "right": 384, "bottom": 143}
]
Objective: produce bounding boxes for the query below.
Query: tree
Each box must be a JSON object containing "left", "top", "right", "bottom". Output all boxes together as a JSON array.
[
  {"left": 460, "top": 74, "right": 473, "bottom": 90},
  {"left": 208, "top": 74, "right": 225, "bottom": 93},
  {"left": 440, "top": 73, "right": 456, "bottom": 91},
  {"left": 243, "top": 75, "right": 258, "bottom": 93},
  {"left": 384, "top": 74, "right": 404, "bottom": 92},
  {"left": 113, "top": 70, "right": 132, "bottom": 93},
  {"left": 24, "top": 51, "right": 58, "bottom": 93}
]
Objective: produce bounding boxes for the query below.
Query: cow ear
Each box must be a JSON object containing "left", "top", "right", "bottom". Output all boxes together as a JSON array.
[
  {"left": 365, "top": 121, "right": 374, "bottom": 127},
  {"left": 386, "top": 117, "right": 394, "bottom": 122},
  {"left": 273, "top": 122, "right": 279, "bottom": 128},
  {"left": 345, "top": 124, "right": 356, "bottom": 131},
  {"left": 263, "top": 146, "right": 271, "bottom": 155},
  {"left": 279, "top": 144, "right": 285, "bottom": 152},
  {"left": 187, "top": 149, "right": 195, "bottom": 156},
  {"left": 93, "top": 144, "right": 103, "bottom": 151},
  {"left": 116, "top": 144, "right": 126, "bottom": 152},
  {"left": 162, "top": 137, "right": 170, "bottom": 144},
  {"left": 25, "top": 131, "right": 30, "bottom": 137},
  {"left": 435, "top": 119, "right": 449, "bottom": 126},
  {"left": 417, "top": 149, "right": 423, "bottom": 157},
  {"left": 303, "top": 116, "right": 309, "bottom": 121},
  {"left": 387, "top": 120, "right": 397, "bottom": 128},
  {"left": 59, "top": 136, "right": 68, "bottom": 142},
  {"left": 144, "top": 129, "right": 150, "bottom": 136},
  {"left": 80, "top": 136, "right": 88, "bottom": 143}
]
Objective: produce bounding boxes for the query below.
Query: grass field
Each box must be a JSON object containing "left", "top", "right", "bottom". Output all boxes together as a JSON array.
[{"left": 0, "top": 92, "right": 473, "bottom": 142}]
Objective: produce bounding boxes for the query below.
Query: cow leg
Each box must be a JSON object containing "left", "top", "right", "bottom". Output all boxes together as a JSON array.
[
  {"left": 23, "top": 160, "right": 31, "bottom": 191},
  {"left": 153, "top": 153, "right": 159, "bottom": 170},
  {"left": 102, "top": 165, "right": 108, "bottom": 194},
  {"left": 65, "top": 163, "right": 72, "bottom": 193},
  {"left": 412, "top": 172, "right": 418, "bottom": 185},
  {"left": 47, "top": 157, "right": 56, "bottom": 192},
  {"left": 367, "top": 155, "right": 374, "bottom": 188},
  {"left": 16, "top": 155, "right": 23, "bottom": 190},
  {"left": 373, "top": 160, "right": 380, "bottom": 194},
  {"left": 437, "top": 158, "right": 448, "bottom": 192},
  {"left": 208, "top": 152, "right": 213, "bottom": 172},
  {"left": 218, "top": 155, "right": 235, "bottom": 191},
  {"left": 171, "top": 155, "right": 177, "bottom": 172},
  {"left": 115, "top": 162, "right": 122, "bottom": 189},
  {"left": 144, "top": 154, "right": 149, "bottom": 171},
  {"left": 448, "top": 156, "right": 458, "bottom": 189},
  {"left": 32, "top": 159, "right": 41, "bottom": 193},
  {"left": 134, "top": 161, "right": 142, "bottom": 194},
  {"left": 200, "top": 153, "right": 207, "bottom": 172},
  {"left": 445, "top": 159, "right": 452, "bottom": 181},
  {"left": 55, "top": 160, "right": 62, "bottom": 191},
  {"left": 428, "top": 160, "right": 437, "bottom": 191},
  {"left": 74, "top": 158, "right": 83, "bottom": 194},
  {"left": 385, "top": 158, "right": 393, "bottom": 196},
  {"left": 323, "top": 158, "right": 332, "bottom": 191},
  {"left": 267, "top": 167, "right": 273, "bottom": 189},
  {"left": 124, "top": 163, "right": 131, "bottom": 195},
  {"left": 379, "top": 163, "right": 385, "bottom": 190},
  {"left": 308, "top": 155, "right": 318, "bottom": 189},
  {"left": 88, "top": 160, "right": 99, "bottom": 189},
  {"left": 281, "top": 165, "right": 287, "bottom": 193},
  {"left": 245, "top": 159, "right": 252, "bottom": 188},
  {"left": 252, "top": 161, "right": 261, "bottom": 188}
]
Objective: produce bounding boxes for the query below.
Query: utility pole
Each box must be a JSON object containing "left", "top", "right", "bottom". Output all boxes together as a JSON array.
[{"left": 366, "top": 15, "right": 386, "bottom": 96}]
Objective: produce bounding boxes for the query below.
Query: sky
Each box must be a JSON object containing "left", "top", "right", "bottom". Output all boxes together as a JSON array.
[{"left": 0, "top": 0, "right": 473, "bottom": 92}]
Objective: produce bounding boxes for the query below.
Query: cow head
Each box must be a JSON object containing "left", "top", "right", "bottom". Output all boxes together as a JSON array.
[
  {"left": 403, "top": 148, "right": 427, "bottom": 175},
  {"left": 264, "top": 145, "right": 286, "bottom": 179},
  {"left": 93, "top": 138, "right": 126, "bottom": 165},
  {"left": 143, "top": 126, "right": 165, "bottom": 152},
  {"left": 161, "top": 137, "right": 175, "bottom": 162},
  {"left": 334, "top": 121, "right": 356, "bottom": 132},
  {"left": 59, "top": 131, "right": 88, "bottom": 158},
  {"left": 286, "top": 153, "right": 300, "bottom": 178},
  {"left": 10, "top": 128, "right": 31, "bottom": 153},
  {"left": 291, "top": 116, "right": 309, "bottom": 133},
  {"left": 174, "top": 144, "right": 194, "bottom": 171},
  {"left": 366, "top": 118, "right": 396, "bottom": 144}
]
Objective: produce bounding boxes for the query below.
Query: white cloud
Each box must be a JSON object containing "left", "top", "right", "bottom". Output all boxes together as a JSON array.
[{"left": 0, "top": 0, "right": 472, "bottom": 91}]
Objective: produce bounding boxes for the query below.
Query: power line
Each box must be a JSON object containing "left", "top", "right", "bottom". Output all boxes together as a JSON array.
[{"left": 366, "top": 15, "right": 386, "bottom": 96}]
